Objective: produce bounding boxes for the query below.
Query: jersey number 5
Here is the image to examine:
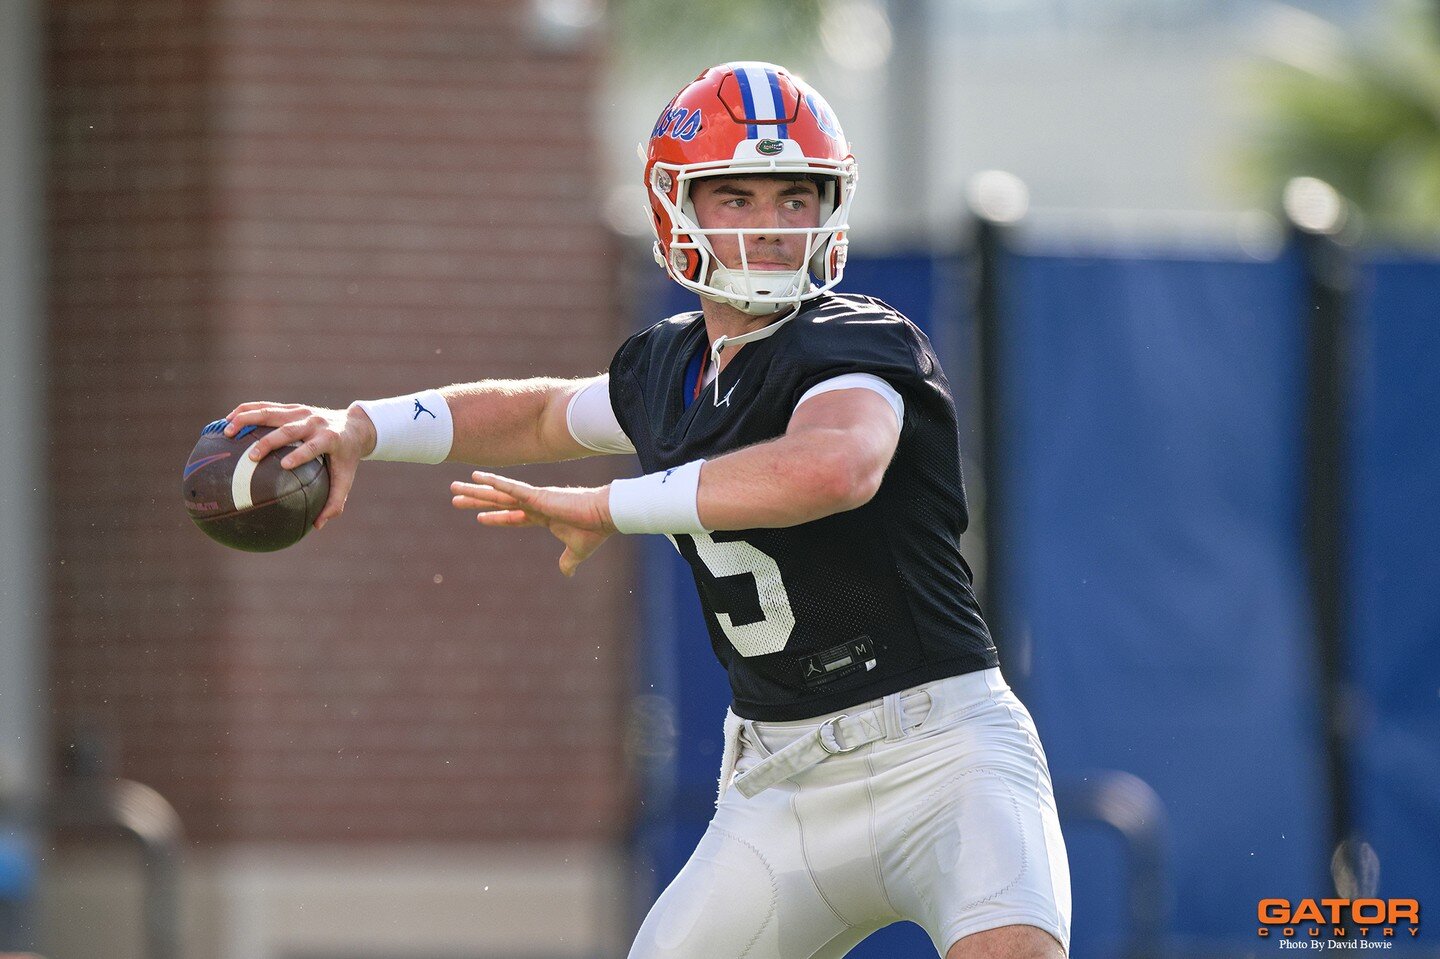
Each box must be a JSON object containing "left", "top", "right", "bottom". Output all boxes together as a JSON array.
[{"left": 670, "top": 532, "right": 796, "bottom": 657}]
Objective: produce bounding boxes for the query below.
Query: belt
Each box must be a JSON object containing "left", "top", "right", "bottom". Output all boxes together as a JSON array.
[{"left": 731, "top": 688, "right": 933, "bottom": 798}]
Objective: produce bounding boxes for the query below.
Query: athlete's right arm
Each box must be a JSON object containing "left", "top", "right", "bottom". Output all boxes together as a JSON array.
[
  {"left": 442, "top": 377, "right": 605, "bottom": 466},
  {"left": 221, "top": 376, "right": 608, "bottom": 530}
]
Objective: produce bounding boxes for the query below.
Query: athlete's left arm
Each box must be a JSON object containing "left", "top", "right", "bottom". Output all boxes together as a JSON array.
[{"left": 694, "top": 387, "right": 901, "bottom": 529}]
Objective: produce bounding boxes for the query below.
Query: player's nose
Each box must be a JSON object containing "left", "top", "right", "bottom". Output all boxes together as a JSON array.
[
  {"left": 744, "top": 199, "right": 787, "bottom": 233},
  {"left": 747, "top": 218, "right": 788, "bottom": 247}
]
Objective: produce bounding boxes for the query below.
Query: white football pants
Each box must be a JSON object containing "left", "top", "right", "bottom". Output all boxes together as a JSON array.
[{"left": 627, "top": 668, "right": 1072, "bottom": 959}]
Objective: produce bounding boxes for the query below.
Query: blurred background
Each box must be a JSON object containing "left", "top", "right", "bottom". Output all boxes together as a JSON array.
[{"left": 1, "top": 0, "right": 1437, "bottom": 957}]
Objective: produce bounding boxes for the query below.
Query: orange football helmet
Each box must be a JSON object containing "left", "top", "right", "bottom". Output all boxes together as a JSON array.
[{"left": 644, "top": 62, "right": 858, "bottom": 315}]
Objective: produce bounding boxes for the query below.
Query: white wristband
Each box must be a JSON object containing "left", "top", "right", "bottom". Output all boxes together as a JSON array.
[
  {"left": 608, "top": 459, "right": 711, "bottom": 535},
  {"left": 353, "top": 389, "right": 454, "bottom": 464}
]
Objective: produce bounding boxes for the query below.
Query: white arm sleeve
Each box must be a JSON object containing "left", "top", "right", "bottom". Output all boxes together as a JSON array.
[
  {"left": 565, "top": 376, "right": 636, "bottom": 455},
  {"left": 793, "top": 372, "right": 905, "bottom": 431}
]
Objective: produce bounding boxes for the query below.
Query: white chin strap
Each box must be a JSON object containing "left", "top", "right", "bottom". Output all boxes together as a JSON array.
[
  {"left": 703, "top": 306, "right": 799, "bottom": 405},
  {"left": 706, "top": 266, "right": 811, "bottom": 315}
]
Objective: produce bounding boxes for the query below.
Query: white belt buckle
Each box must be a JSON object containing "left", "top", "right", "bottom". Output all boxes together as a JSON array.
[{"left": 818, "top": 715, "right": 859, "bottom": 755}]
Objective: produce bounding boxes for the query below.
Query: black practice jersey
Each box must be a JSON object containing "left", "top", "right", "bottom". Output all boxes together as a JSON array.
[{"left": 608, "top": 293, "right": 998, "bottom": 721}]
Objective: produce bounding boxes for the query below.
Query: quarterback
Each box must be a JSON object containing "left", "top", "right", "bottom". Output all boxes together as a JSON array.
[{"left": 223, "top": 63, "right": 1072, "bottom": 959}]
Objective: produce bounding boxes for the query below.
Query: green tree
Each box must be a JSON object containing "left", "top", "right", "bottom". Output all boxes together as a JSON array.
[{"left": 1245, "top": 0, "right": 1440, "bottom": 242}]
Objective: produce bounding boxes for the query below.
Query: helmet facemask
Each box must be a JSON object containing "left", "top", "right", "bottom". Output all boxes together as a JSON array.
[{"left": 649, "top": 160, "right": 856, "bottom": 316}]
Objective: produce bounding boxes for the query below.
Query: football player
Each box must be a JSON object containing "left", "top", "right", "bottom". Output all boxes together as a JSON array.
[{"left": 223, "top": 62, "right": 1071, "bottom": 959}]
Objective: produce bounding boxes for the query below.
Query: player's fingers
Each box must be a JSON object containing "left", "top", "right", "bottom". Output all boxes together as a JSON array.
[
  {"left": 449, "top": 480, "right": 518, "bottom": 500},
  {"left": 557, "top": 528, "right": 605, "bottom": 576},
  {"left": 469, "top": 471, "right": 536, "bottom": 501},
  {"left": 558, "top": 539, "right": 602, "bottom": 576},
  {"left": 315, "top": 458, "right": 352, "bottom": 531},
  {"left": 451, "top": 494, "right": 519, "bottom": 513},
  {"left": 220, "top": 401, "right": 279, "bottom": 422},
  {"left": 449, "top": 482, "right": 520, "bottom": 510},
  {"left": 224, "top": 409, "right": 307, "bottom": 440},
  {"left": 559, "top": 546, "right": 580, "bottom": 577},
  {"left": 474, "top": 509, "right": 533, "bottom": 527},
  {"left": 279, "top": 434, "right": 330, "bottom": 471},
  {"left": 248, "top": 416, "right": 323, "bottom": 462},
  {"left": 225, "top": 401, "right": 300, "bottom": 417},
  {"left": 222, "top": 404, "right": 307, "bottom": 435},
  {"left": 453, "top": 499, "right": 519, "bottom": 514}
]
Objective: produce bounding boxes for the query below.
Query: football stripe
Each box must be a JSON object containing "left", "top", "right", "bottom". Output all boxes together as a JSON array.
[
  {"left": 734, "top": 67, "right": 759, "bottom": 139},
  {"left": 742, "top": 65, "right": 777, "bottom": 122},
  {"left": 764, "top": 67, "right": 788, "bottom": 139},
  {"left": 232, "top": 440, "right": 262, "bottom": 510}
]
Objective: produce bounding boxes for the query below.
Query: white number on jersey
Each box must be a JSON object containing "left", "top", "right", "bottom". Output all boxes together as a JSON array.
[{"left": 668, "top": 532, "right": 796, "bottom": 657}]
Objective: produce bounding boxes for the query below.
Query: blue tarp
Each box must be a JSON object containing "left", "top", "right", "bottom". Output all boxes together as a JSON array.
[
  {"left": 1350, "top": 256, "right": 1440, "bottom": 907},
  {"left": 1003, "top": 250, "right": 1332, "bottom": 956},
  {"left": 0, "top": 835, "right": 33, "bottom": 899},
  {"left": 0, "top": 831, "right": 35, "bottom": 947}
]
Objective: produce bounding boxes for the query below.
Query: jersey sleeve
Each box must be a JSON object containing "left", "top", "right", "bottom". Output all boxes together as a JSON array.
[
  {"left": 564, "top": 376, "right": 635, "bottom": 455},
  {"left": 787, "top": 301, "right": 936, "bottom": 430},
  {"left": 794, "top": 372, "right": 904, "bottom": 430}
]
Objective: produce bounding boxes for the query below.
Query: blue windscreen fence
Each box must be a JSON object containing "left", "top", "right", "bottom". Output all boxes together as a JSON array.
[
  {"left": 0, "top": 830, "right": 35, "bottom": 948},
  {"left": 999, "top": 249, "right": 1330, "bottom": 957},
  {"left": 1349, "top": 256, "right": 1440, "bottom": 910},
  {"left": 627, "top": 245, "right": 1439, "bottom": 958}
]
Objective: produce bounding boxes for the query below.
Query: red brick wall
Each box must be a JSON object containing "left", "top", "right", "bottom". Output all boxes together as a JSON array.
[{"left": 47, "top": 0, "right": 633, "bottom": 844}]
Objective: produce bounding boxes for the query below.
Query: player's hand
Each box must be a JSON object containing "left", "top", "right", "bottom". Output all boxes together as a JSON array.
[
  {"left": 450, "top": 470, "right": 615, "bottom": 577},
  {"left": 221, "top": 401, "right": 378, "bottom": 530}
]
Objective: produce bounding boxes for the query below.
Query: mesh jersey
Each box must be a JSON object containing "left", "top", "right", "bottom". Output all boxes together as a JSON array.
[{"left": 608, "top": 293, "right": 998, "bottom": 721}]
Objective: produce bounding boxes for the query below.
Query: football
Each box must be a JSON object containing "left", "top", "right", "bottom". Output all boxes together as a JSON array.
[{"left": 182, "top": 420, "right": 329, "bottom": 552}]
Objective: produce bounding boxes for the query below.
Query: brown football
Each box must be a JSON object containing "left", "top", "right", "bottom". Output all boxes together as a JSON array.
[{"left": 181, "top": 420, "right": 329, "bottom": 552}]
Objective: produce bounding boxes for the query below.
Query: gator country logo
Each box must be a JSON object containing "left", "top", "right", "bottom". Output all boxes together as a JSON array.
[
  {"left": 1257, "top": 898, "right": 1420, "bottom": 944},
  {"left": 755, "top": 138, "right": 784, "bottom": 156}
]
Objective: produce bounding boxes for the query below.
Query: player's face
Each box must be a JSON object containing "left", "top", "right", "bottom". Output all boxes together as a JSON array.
[{"left": 690, "top": 176, "right": 822, "bottom": 275}]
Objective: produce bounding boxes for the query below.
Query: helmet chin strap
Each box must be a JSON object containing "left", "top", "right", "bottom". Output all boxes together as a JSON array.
[
  {"left": 705, "top": 265, "right": 811, "bottom": 315},
  {"left": 703, "top": 303, "right": 800, "bottom": 406}
]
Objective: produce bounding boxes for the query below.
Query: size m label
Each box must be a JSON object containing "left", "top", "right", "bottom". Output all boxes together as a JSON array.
[{"left": 799, "top": 636, "right": 877, "bottom": 688}]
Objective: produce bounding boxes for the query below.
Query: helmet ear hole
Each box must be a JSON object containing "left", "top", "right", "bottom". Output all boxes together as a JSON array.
[
  {"left": 809, "top": 232, "right": 847, "bottom": 282},
  {"left": 670, "top": 247, "right": 696, "bottom": 279}
]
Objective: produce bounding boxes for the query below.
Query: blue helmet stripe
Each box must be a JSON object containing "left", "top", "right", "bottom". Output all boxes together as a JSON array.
[
  {"left": 766, "top": 68, "right": 788, "bottom": 139},
  {"left": 734, "top": 68, "right": 760, "bottom": 140}
]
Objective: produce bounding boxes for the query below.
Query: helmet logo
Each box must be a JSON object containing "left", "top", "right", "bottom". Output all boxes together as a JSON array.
[
  {"left": 652, "top": 106, "right": 702, "bottom": 142},
  {"left": 804, "top": 93, "right": 842, "bottom": 140},
  {"left": 755, "top": 138, "right": 784, "bottom": 156}
]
